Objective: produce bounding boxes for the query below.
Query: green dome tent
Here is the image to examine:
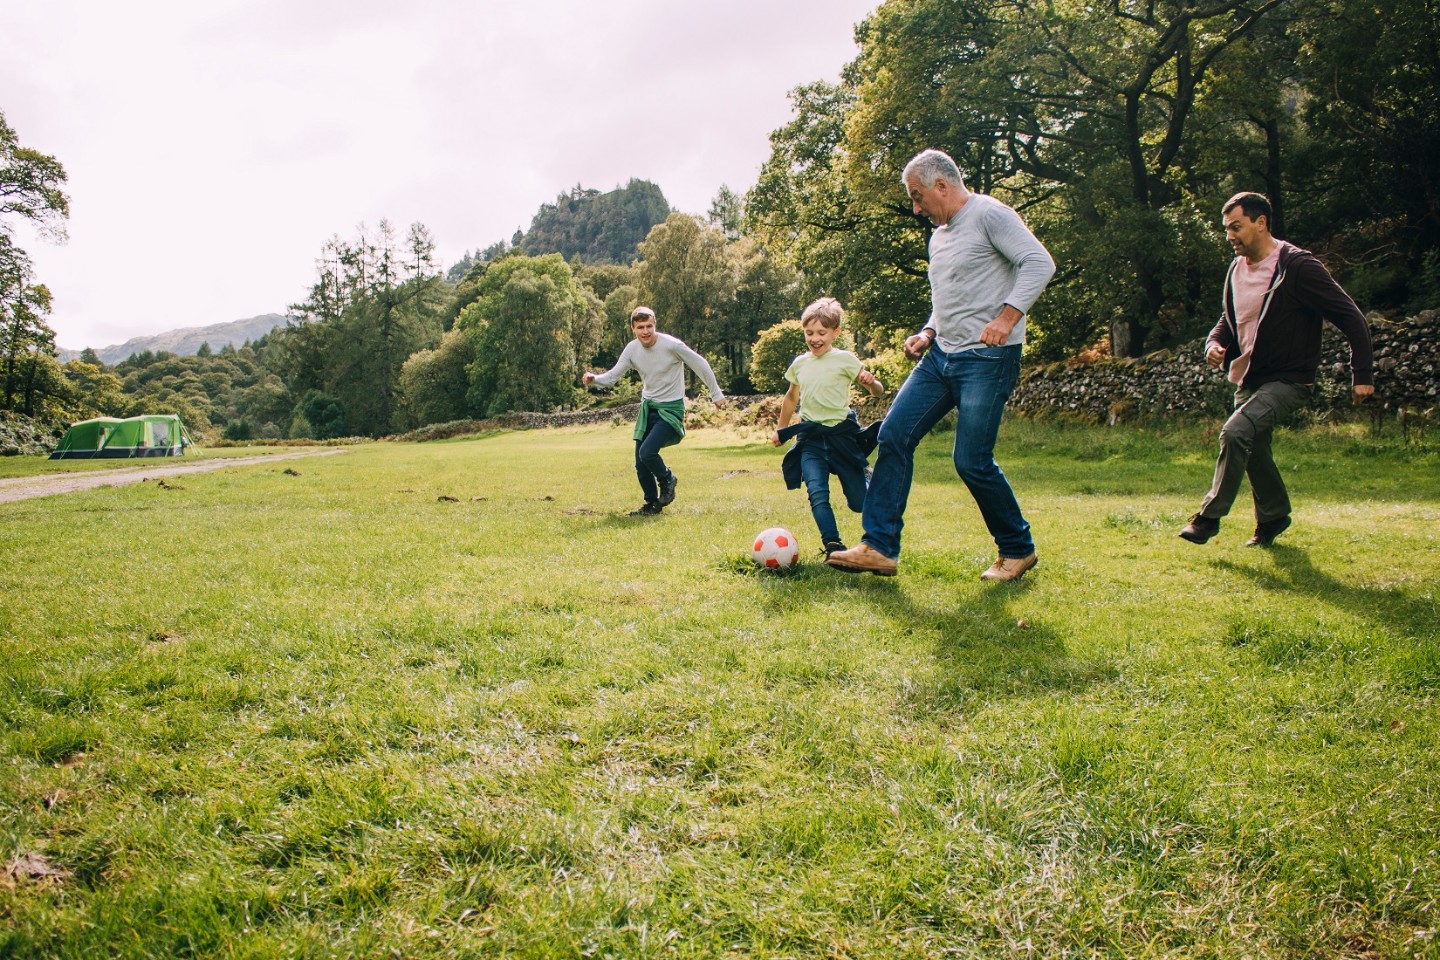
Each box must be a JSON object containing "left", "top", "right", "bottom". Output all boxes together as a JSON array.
[{"left": 50, "top": 415, "right": 193, "bottom": 460}]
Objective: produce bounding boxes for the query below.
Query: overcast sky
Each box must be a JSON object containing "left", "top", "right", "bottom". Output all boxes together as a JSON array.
[{"left": 2, "top": 0, "right": 876, "bottom": 351}]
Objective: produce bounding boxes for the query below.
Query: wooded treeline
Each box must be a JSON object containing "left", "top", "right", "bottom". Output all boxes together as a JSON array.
[
  {"left": 4, "top": 0, "right": 1437, "bottom": 436},
  {"left": 5, "top": 175, "right": 809, "bottom": 439},
  {"left": 748, "top": 0, "right": 1440, "bottom": 359}
]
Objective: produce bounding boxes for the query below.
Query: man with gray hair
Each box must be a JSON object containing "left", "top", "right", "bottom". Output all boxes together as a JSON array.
[{"left": 828, "top": 148, "right": 1055, "bottom": 581}]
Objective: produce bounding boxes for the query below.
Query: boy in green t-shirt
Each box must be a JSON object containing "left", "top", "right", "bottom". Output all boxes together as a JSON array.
[{"left": 771, "top": 298, "right": 885, "bottom": 556}]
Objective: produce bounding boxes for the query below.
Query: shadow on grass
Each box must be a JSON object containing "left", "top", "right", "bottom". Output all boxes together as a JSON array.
[
  {"left": 1213, "top": 546, "right": 1440, "bottom": 688},
  {"left": 893, "top": 578, "right": 1114, "bottom": 712},
  {"left": 1216, "top": 545, "right": 1438, "bottom": 639},
  {"left": 740, "top": 559, "right": 1116, "bottom": 716}
]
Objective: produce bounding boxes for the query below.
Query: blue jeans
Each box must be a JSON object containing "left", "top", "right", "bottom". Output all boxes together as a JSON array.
[
  {"left": 799, "top": 435, "right": 869, "bottom": 546},
  {"left": 862, "top": 344, "right": 1032, "bottom": 559},
  {"left": 635, "top": 416, "right": 677, "bottom": 503}
]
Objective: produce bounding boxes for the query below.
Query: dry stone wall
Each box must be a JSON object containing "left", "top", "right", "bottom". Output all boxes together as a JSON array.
[{"left": 1009, "top": 310, "right": 1438, "bottom": 423}]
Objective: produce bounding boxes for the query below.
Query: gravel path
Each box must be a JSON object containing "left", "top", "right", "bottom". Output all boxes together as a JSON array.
[{"left": 0, "top": 449, "right": 349, "bottom": 504}]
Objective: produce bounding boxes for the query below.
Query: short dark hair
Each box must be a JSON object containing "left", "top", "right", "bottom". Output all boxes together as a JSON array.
[
  {"left": 630, "top": 306, "right": 656, "bottom": 323},
  {"left": 1222, "top": 192, "right": 1272, "bottom": 225}
]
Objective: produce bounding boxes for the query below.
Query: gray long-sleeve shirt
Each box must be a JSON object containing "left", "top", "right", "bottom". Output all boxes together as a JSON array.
[
  {"left": 590, "top": 333, "right": 725, "bottom": 403},
  {"left": 924, "top": 193, "right": 1055, "bottom": 352}
]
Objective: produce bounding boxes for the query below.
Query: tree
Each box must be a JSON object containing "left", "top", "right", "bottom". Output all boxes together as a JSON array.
[
  {"left": 721, "top": 241, "right": 802, "bottom": 391},
  {"left": 286, "top": 222, "right": 447, "bottom": 435},
  {"left": 1286, "top": 0, "right": 1440, "bottom": 308},
  {"left": 749, "top": 320, "right": 808, "bottom": 392},
  {"left": 748, "top": 80, "right": 933, "bottom": 348},
  {"left": 1, "top": 110, "right": 68, "bottom": 414},
  {"left": 394, "top": 327, "right": 477, "bottom": 428},
  {"left": 294, "top": 389, "right": 347, "bottom": 439},
  {"left": 708, "top": 185, "right": 744, "bottom": 240},
  {"left": 1, "top": 109, "right": 68, "bottom": 246},
  {"left": 1, "top": 280, "right": 58, "bottom": 415},
  {"left": 457, "top": 254, "right": 599, "bottom": 416},
  {"left": 751, "top": 0, "right": 1303, "bottom": 357},
  {"left": 634, "top": 213, "right": 739, "bottom": 356}
]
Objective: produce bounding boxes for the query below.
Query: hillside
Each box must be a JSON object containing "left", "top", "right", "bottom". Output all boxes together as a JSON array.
[{"left": 58, "top": 313, "right": 289, "bottom": 365}]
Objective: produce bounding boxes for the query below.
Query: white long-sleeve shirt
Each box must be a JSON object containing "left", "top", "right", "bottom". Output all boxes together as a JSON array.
[
  {"left": 925, "top": 193, "right": 1056, "bottom": 352},
  {"left": 590, "top": 333, "right": 725, "bottom": 403}
]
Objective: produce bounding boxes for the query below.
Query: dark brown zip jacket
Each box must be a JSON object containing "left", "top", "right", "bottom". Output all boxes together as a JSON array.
[{"left": 1206, "top": 241, "right": 1374, "bottom": 390}]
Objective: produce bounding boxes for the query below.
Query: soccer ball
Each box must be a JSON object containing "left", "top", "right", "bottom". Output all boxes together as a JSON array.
[{"left": 752, "top": 527, "right": 800, "bottom": 569}]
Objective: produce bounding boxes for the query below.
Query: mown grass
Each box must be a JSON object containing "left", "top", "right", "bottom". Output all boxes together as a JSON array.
[{"left": 1, "top": 418, "right": 1437, "bottom": 958}]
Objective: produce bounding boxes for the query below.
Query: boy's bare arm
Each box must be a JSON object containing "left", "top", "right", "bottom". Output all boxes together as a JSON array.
[
  {"left": 772, "top": 384, "right": 800, "bottom": 446},
  {"left": 856, "top": 368, "right": 885, "bottom": 397}
]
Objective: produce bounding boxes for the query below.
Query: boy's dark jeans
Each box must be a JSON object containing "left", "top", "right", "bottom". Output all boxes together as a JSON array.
[{"left": 800, "top": 436, "right": 868, "bottom": 546}]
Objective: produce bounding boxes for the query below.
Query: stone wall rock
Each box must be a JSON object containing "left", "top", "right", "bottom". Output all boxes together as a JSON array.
[{"left": 1010, "top": 310, "right": 1438, "bottom": 423}]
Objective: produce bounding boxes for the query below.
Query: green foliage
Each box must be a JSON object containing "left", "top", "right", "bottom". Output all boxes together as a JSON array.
[
  {"left": 634, "top": 215, "right": 801, "bottom": 390},
  {"left": 749, "top": 319, "right": 807, "bottom": 392},
  {"left": 283, "top": 221, "right": 447, "bottom": 436},
  {"left": 394, "top": 327, "right": 477, "bottom": 429},
  {"left": 518, "top": 179, "right": 672, "bottom": 264},
  {"left": 295, "top": 389, "right": 346, "bottom": 439},
  {"left": 0, "top": 110, "right": 69, "bottom": 411},
  {"left": 57, "top": 359, "right": 126, "bottom": 419},
  {"left": 596, "top": 284, "right": 640, "bottom": 369},
  {"left": 459, "top": 254, "right": 597, "bottom": 416},
  {"left": 1286, "top": 0, "right": 1440, "bottom": 309},
  {"left": 750, "top": 0, "right": 1439, "bottom": 359}
]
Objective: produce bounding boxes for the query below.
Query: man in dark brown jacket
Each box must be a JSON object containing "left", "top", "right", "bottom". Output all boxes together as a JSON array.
[{"left": 1179, "top": 192, "right": 1374, "bottom": 547}]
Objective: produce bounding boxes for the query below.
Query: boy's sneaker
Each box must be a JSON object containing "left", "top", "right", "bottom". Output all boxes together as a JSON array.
[
  {"left": 823, "top": 540, "right": 847, "bottom": 558},
  {"left": 628, "top": 501, "right": 663, "bottom": 516},
  {"left": 658, "top": 472, "right": 678, "bottom": 506}
]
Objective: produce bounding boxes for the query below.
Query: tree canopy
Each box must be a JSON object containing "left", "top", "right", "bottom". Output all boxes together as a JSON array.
[
  {"left": 748, "top": 0, "right": 1440, "bottom": 357},
  {"left": 1, "top": 109, "right": 70, "bottom": 417}
]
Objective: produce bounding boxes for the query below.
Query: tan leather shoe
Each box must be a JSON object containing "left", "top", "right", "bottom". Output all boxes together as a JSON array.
[
  {"left": 980, "top": 553, "right": 1037, "bottom": 582},
  {"left": 826, "top": 542, "right": 898, "bottom": 576}
]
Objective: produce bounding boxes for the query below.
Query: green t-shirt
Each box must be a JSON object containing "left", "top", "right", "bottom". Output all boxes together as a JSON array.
[{"left": 784, "top": 348, "right": 863, "bottom": 426}]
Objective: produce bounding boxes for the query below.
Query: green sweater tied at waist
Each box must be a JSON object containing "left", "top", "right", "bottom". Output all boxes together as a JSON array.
[{"left": 635, "top": 398, "right": 686, "bottom": 446}]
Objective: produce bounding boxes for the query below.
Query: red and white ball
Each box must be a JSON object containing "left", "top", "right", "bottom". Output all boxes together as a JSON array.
[{"left": 752, "top": 527, "right": 800, "bottom": 569}]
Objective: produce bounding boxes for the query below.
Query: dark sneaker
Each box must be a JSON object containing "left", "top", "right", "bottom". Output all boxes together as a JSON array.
[
  {"left": 628, "top": 501, "right": 663, "bottom": 516},
  {"left": 1245, "top": 515, "right": 1291, "bottom": 547},
  {"left": 1178, "top": 513, "right": 1220, "bottom": 544},
  {"left": 658, "top": 472, "right": 678, "bottom": 506},
  {"left": 823, "top": 540, "right": 847, "bottom": 558}
]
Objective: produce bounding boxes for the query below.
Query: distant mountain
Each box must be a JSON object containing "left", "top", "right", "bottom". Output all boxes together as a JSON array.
[{"left": 58, "top": 313, "right": 290, "bottom": 365}]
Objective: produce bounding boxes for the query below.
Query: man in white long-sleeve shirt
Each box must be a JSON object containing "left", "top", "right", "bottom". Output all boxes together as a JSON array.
[
  {"left": 584, "top": 306, "right": 726, "bottom": 516},
  {"left": 829, "top": 148, "right": 1055, "bottom": 581}
]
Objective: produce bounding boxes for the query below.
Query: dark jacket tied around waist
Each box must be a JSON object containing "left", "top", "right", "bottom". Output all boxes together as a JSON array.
[{"left": 778, "top": 414, "right": 881, "bottom": 491}]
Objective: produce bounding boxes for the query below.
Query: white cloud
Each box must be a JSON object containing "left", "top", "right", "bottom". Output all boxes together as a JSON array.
[{"left": 1, "top": 0, "right": 875, "bottom": 350}]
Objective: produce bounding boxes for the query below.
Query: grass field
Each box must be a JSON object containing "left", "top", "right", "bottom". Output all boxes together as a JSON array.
[{"left": 2, "top": 418, "right": 1437, "bottom": 958}]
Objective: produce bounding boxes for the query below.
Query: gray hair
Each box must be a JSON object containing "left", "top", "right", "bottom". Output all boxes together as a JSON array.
[{"left": 902, "top": 149, "right": 965, "bottom": 190}]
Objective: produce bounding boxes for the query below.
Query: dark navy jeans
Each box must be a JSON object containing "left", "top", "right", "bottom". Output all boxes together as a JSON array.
[
  {"left": 861, "top": 343, "right": 1033, "bottom": 559},
  {"left": 634, "top": 415, "right": 678, "bottom": 503}
]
